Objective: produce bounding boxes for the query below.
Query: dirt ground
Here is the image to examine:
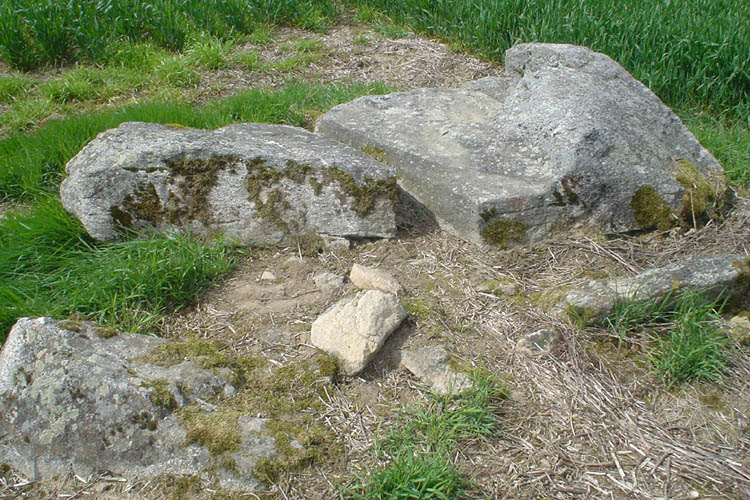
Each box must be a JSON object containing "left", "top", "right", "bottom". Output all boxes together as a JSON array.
[{"left": 2, "top": 21, "right": 750, "bottom": 500}]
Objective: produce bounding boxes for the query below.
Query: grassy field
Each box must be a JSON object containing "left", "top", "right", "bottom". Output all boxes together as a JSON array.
[
  {"left": 344, "top": 0, "right": 750, "bottom": 121},
  {"left": 0, "top": 2, "right": 748, "bottom": 498}
]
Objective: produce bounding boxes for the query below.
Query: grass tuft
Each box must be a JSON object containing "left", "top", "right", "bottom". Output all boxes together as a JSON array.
[
  {"left": 0, "top": 199, "right": 237, "bottom": 343},
  {"left": 343, "top": 372, "right": 504, "bottom": 499},
  {"left": 605, "top": 290, "right": 732, "bottom": 387}
]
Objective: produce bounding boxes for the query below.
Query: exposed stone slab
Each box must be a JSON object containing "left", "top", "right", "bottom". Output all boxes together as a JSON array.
[
  {"left": 0, "top": 317, "right": 275, "bottom": 489},
  {"left": 400, "top": 345, "right": 472, "bottom": 395},
  {"left": 316, "top": 43, "right": 729, "bottom": 247},
  {"left": 350, "top": 263, "right": 403, "bottom": 295},
  {"left": 544, "top": 254, "right": 749, "bottom": 325},
  {"left": 311, "top": 291, "right": 407, "bottom": 375},
  {"left": 60, "top": 122, "right": 397, "bottom": 244}
]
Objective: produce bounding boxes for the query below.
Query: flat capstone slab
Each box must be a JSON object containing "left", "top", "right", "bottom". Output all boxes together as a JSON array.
[{"left": 316, "top": 43, "right": 725, "bottom": 247}]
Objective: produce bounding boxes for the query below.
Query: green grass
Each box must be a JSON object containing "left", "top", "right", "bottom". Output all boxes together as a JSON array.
[
  {"left": 0, "top": 198, "right": 237, "bottom": 344},
  {"left": 0, "top": 81, "right": 395, "bottom": 201},
  {"left": 346, "top": 453, "right": 466, "bottom": 500},
  {"left": 344, "top": 0, "right": 749, "bottom": 121},
  {"left": 0, "top": 0, "right": 339, "bottom": 70},
  {"left": 186, "top": 35, "right": 234, "bottom": 70},
  {"left": 683, "top": 113, "right": 750, "bottom": 187},
  {"left": 605, "top": 290, "right": 732, "bottom": 387},
  {"left": 343, "top": 373, "right": 504, "bottom": 499},
  {"left": 0, "top": 74, "right": 35, "bottom": 104},
  {"left": 0, "top": 80, "right": 395, "bottom": 346}
]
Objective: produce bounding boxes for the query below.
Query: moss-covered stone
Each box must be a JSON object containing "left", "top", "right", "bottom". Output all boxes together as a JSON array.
[
  {"left": 245, "top": 157, "right": 396, "bottom": 234},
  {"left": 165, "top": 155, "right": 240, "bottom": 225},
  {"left": 111, "top": 182, "right": 163, "bottom": 231},
  {"left": 480, "top": 219, "right": 527, "bottom": 248},
  {"left": 93, "top": 326, "right": 118, "bottom": 338},
  {"left": 146, "top": 378, "right": 178, "bottom": 411},
  {"left": 179, "top": 407, "right": 242, "bottom": 455},
  {"left": 132, "top": 410, "right": 158, "bottom": 431},
  {"left": 157, "top": 474, "right": 203, "bottom": 500},
  {"left": 553, "top": 176, "right": 581, "bottom": 206},
  {"left": 630, "top": 186, "right": 675, "bottom": 231},
  {"left": 320, "top": 166, "right": 397, "bottom": 217},
  {"left": 139, "top": 340, "right": 228, "bottom": 370},
  {"left": 360, "top": 145, "right": 388, "bottom": 164},
  {"left": 58, "top": 320, "right": 82, "bottom": 332},
  {"left": 673, "top": 159, "right": 733, "bottom": 228},
  {"left": 731, "top": 257, "right": 750, "bottom": 292}
]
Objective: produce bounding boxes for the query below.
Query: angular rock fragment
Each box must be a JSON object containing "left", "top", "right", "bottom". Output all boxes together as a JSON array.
[
  {"left": 544, "top": 254, "right": 749, "bottom": 325},
  {"left": 317, "top": 43, "right": 730, "bottom": 246},
  {"left": 400, "top": 345, "right": 472, "bottom": 395},
  {"left": 350, "top": 263, "right": 403, "bottom": 295},
  {"left": 311, "top": 290, "right": 407, "bottom": 375},
  {"left": 60, "top": 122, "right": 397, "bottom": 244},
  {"left": 516, "top": 329, "right": 558, "bottom": 355},
  {"left": 0, "top": 317, "right": 275, "bottom": 490},
  {"left": 313, "top": 272, "right": 345, "bottom": 292}
]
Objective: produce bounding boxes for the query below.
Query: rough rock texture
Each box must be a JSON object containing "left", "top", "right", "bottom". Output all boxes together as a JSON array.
[
  {"left": 516, "top": 329, "right": 559, "bottom": 355},
  {"left": 316, "top": 43, "right": 728, "bottom": 246},
  {"left": 311, "top": 291, "right": 407, "bottom": 375},
  {"left": 546, "top": 254, "right": 749, "bottom": 325},
  {"left": 400, "top": 345, "right": 472, "bottom": 395},
  {"left": 313, "top": 272, "right": 345, "bottom": 291},
  {"left": 60, "top": 122, "right": 397, "bottom": 244},
  {"left": 0, "top": 317, "right": 275, "bottom": 489},
  {"left": 350, "top": 263, "right": 403, "bottom": 295}
]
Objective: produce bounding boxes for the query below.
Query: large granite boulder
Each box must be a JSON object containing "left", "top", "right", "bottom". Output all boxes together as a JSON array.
[
  {"left": 0, "top": 317, "right": 277, "bottom": 490},
  {"left": 316, "top": 43, "right": 730, "bottom": 247},
  {"left": 60, "top": 122, "right": 397, "bottom": 244}
]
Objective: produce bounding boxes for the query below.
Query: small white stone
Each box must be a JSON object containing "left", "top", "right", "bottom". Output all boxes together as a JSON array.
[
  {"left": 311, "top": 290, "right": 407, "bottom": 375},
  {"left": 260, "top": 270, "right": 276, "bottom": 281}
]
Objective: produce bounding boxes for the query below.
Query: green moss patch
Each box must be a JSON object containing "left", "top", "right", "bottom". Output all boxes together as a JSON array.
[
  {"left": 111, "top": 182, "right": 164, "bottom": 231},
  {"left": 480, "top": 218, "right": 527, "bottom": 248},
  {"left": 181, "top": 407, "right": 242, "bottom": 455},
  {"left": 360, "top": 145, "right": 388, "bottom": 164},
  {"left": 245, "top": 158, "right": 396, "bottom": 233},
  {"left": 172, "top": 352, "right": 341, "bottom": 485},
  {"left": 674, "top": 158, "right": 733, "bottom": 228},
  {"left": 139, "top": 340, "right": 228, "bottom": 369},
  {"left": 630, "top": 186, "right": 675, "bottom": 231},
  {"left": 146, "top": 378, "right": 178, "bottom": 411},
  {"left": 165, "top": 155, "right": 240, "bottom": 225}
]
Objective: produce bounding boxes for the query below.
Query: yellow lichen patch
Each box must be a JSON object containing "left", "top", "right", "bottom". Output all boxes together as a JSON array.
[{"left": 630, "top": 186, "right": 675, "bottom": 231}]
